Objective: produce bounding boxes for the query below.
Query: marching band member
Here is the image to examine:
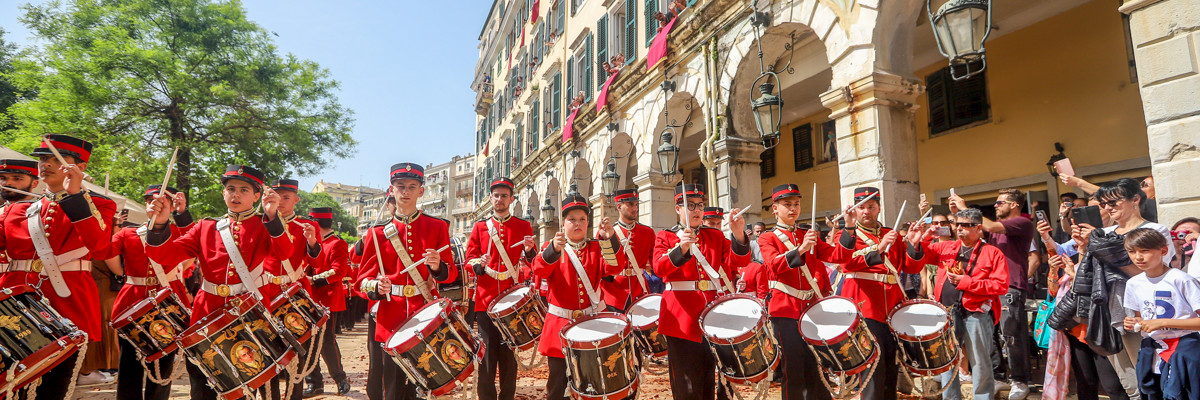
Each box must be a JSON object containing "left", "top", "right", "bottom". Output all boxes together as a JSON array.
[
  {"left": 353, "top": 162, "right": 457, "bottom": 400},
  {"left": 262, "top": 179, "right": 322, "bottom": 400},
  {"left": 0, "top": 135, "right": 116, "bottom": 399},
  {"left": 105, "top": 184, "right": 194, "bottom": 400},
  {"left": 303, "top": 207, "right": 351, "bottom": 397},
  {"left": 702, "top": 207, "right": 724, "bottom": 229},
  {"left": 464, "top": 177, "right": 536, "bottom": 400},
  {"left": 531, "top": 194, "right": 625, "bottom": 400},
  {"left": 601, "top": 187, "right": 653, "bottom": 312},
  {"left": 0, "top": 159, "right": 42, "bottom": 273},
  {"left": 654, "top": 183, "right": 750, "bottom": 400},
  {"left": 758, "top": 184, "right": 835, "bottom": 400},
  {"left": 830, "top": 186, "right": 921, "bottom": 400},
  {"left": 144, "top": 164, "right": 293, "bottom": 400}
]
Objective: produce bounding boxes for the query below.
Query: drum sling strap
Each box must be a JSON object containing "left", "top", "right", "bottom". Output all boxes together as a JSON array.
[
  {"left": 137, "top": 225, "right": 185, "bottom": 290},
  {"left": 26, "top": 200, "right": 87, "bottom": 297},
  {"left": 382, "top": 222, "right": 435, "bottom": 302},
  {"left": 856, "top": 228, "right": 903, "bottom": 284},
  {"left": 217, "top": 218, "right": 263, "bottom": 300},
  {"left": 689, "top": 238, "right": 735, "bottom": 294},
  {"left": 612, "top": 225, "right": 648, "bottom": 292},
  {"left": 772, "top": 229, "right": 825, "bottom": 298},
  {"left": 486, "top": 218, "right": 521, "bottom": 285},
  {"left": 564, "top": 243, "right": 602, "bottom": 308}
]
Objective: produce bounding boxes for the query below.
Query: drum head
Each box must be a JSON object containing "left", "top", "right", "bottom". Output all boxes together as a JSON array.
[
  {"left": 488, "top": 286, "right": 530, "bottom": 314},
  {"left": 386, "top": 303, "right": 443, "bottom": 348},
  {"left": 563, "top": 316, "right": 626, "bottom": 343},
  {"left": 627, "top": 295, "right": 661, "bottom": 328},
  {"left": 800, "top": 297, "right": 858, "bottom": 341},
  {"left": 701, "top": 297, "right": 762, "bottom": 340},
  {"left": 891, "top": 302, "right": 948, "bottom": 338}
]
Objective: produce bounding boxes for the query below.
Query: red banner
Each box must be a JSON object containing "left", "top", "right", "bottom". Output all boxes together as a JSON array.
[
  {"left": 562, "top": 109, "right": 579, "bottom": 143},
  {"left": 530, "top": 0, "right": 540, "bottom": 23},
  {"left": 647, "top": 16, "right": 678, "bottom": 71},
  {"left": 597, "top": 70, "right": 621, "bottom": 113}
]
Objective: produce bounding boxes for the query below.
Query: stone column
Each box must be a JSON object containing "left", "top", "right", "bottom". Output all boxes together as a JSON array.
[
  {"left": 1121, "top": 0, "right": 1200, "bottom": 224},
  {"left": 712, "top": 136, "right": 766, "bottom": 226},
  {"left": 633, "top": 171, "right": 678, "bottom": 230},
  {"left": 819, "top": 72, "right": 926, "bottom": 224}
]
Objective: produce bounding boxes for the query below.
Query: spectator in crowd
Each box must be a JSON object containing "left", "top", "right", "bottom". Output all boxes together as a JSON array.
[
  {"left": 950, "top": 188, "right": 1036, "bottom": 399},
  {"left": 1170, "top": 217, "right": 1199, "bottom": 271},
  {"left": 1062, "top": 174, "right": 1158, "bottom": 223},
  {"left": 907, "top": 208, "right": 1009, "bottom": 400},
  {"left": 751, "top": 221, "right": 767, "bottom": 263}
]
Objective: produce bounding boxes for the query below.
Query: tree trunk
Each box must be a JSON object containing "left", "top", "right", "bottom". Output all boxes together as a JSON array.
[{"left": 165, "top": 100, "right": 191, "bottom": 196}]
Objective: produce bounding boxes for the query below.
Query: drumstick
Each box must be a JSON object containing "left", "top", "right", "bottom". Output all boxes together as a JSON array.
[
  {"left": 810, "top": 184, "right": 817, "bottom": 254},
  {"left": 42, "top": 136, "right": 71, "bottom": 167},
  {"left": 720, "top": 204, "right": 753, "bottom": 227},
  {"left": 883, "top": 200, "right": 907, "bottom": 253},
  {"left": 0, "top": 186, "right": 40, "bottom": 198},
  {"left": 830, "top": 191, "right": 881, "bottom": 223},
  {"left": 510, "top": 236, "right": 534, "bottom": 248},
  {"left": 399, "top": 244, "right": 452, "bottom": 274},
  {"left": 147, "top": 147, "right": 180, "bottom": 223},
  {"left": 103, "top": 172, "right": 110, "bottom": 196}
]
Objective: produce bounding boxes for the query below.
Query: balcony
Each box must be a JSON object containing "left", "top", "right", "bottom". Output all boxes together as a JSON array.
[
  {"left": 453, "top": 204, "right": 476, "bottom": 215},
  {"left": 456, "top": 188, "right": 472, "bottom": 197},
  {"left": 474, "top": 83, "right": 494, "bottom": 115}
]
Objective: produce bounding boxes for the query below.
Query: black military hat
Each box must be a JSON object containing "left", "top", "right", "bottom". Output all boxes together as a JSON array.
[
  {"left": 772, "top": 184, "right": 803, "bottom": 201},
  {"left": 389, "top": 162, "right": 424, "bottom": 184},
  {"left": 703, "top": 207, "right": 724, "bottom": 219},
  {"left": 143, "top": 184, "right": 180, "bottom": 199},
  {"left": 613, "top": 188, "right": 638, "bottom": 203},
  {"left": 32, "top": 134, "right": 95, "bottom": 163},
  {"left": 673, "top": 183, "right": 704, "bottom": 204},
  {"left": 272, "top": 179, "right": 300, "bottom": 193},
  {"left": 0, "top": 159, "right": 39, "bottom": 177},
  {"left": 561, "top": 193, "right": 591, "bottom": 216},
  {"left": 853, "top": 186, "right": 880, "bottom": 204},
  {"left": 221, "top": 165, "right": 266, "bottom": 191},
  {"left": 309, "top": 207, "right": 334, "bottom": 221},
  {"left": 490, "top": 177, "right": 515, "bottom": 192}
]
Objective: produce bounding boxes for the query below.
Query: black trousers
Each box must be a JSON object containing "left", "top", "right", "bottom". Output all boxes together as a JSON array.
[
  {"left": 475, "top": 313, "right": 517, "bottom": 400},
  {"left": 770, "top": 317, "right": 832, "bottom": 400},
  {"left": 861, "top": 318, "right": 899, "bottom": 400},
  {"left": 116, "top": 339, "right": 175, "bottom": 400},
  {"left": 381, "top": 344, "right": 420, "bottom": 400},
  {"left": 1066, "top": 333, "right": 1129, "bottom": 400},
  {"left": 665, "top": 335, "right": 730, "bottom": 400},
  {"left": 547, "top": 356, "right": 569, "bottom": 400},
  {"left": 187, "top": 358, "right": 219, "bottom": 400},
  {"left": 306, "top": 327, "right": 348, "bottom": 389},
  {"left": 992, "top": 287, "right": 1032, "bottom": 383},
  {"left": 16, "top": 352, "right": 79, "bottom": 400},
  {"left": 366, "top": 315, "right": 384, "bottom": 400}
]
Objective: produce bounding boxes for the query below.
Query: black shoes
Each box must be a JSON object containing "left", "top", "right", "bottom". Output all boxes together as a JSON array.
[
  {"left": 301, "top": 385, "right": 324, "bottom": 398},
  {"left": 336, "top": 380, "right": 351, "bottom": 395}
]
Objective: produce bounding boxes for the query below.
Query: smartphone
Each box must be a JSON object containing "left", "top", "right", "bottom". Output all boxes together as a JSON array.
[
  {"left": 1071, "top": 205, "right": 1104, "bottom": 229},
  {"left": 1035, "top": 210, "right": 1048, "bottom": 223},
  {"left": 920, "top": 193, "right": 927, "bottom": 203},
  {"left": 1053, "top": 158, "right": 1075, "bottom": 177},
  {"left": 936, "top": 226, "right": 952, "bottom": 237},
  {"left": 950, "top": 188, "right": 957, "bottom": 197}
]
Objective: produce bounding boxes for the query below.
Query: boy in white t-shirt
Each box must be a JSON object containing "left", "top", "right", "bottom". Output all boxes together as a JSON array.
[{"left": 1123, "top": 228, "right": 1200, "bottom": 400}]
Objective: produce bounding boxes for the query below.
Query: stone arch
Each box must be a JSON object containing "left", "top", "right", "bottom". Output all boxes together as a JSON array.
[
  {"left": 870, "top": 0, "right": 926, "bottom": 77},
  {"left": 526, "top": 190, "right": 541, "bottom": 223},
  {"left": 600, "top": 132, "right": 638, "bottom": 192},
  {"left": 569, "top": 157, "right": 592, "bottom": 197},
  {"left": 728, "top": 22, "right": 834, "bottom": 143},
  {"left": 649, "top": 91, "right": 704, "bottom": 175}
]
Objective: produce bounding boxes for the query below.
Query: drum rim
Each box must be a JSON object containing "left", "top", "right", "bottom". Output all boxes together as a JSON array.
[
  {"left": 627, "top": 293, "right": 662, "bottom": 331},
  {"left": 569, "top": 372, "right": 640, "bottom": 400},
  {"left": 267, "top": 282, "right": 303, "bottom": 311},
  {"left": 799, "top": 295, "right": 864, "bottom": 345},
  {"left": 819, "top": 344, "right": 880, "bottom": 376},
  {"left": 886, "top": 298, "right": 951, "bottom": 342},
  {"left": 559, "top": 312, "right": 632, "bottom": 350},
  {"left": 699, "top": 293, "right": 767, "bottom": 345},
  {"left": 383, "top": 298, "right": 453, "bottom": 355},
  {"left": 485, "top": 283, "right": 533, "bottom": 318},
  {"left": 215, "top": 348, "right": 297, "bottom": 400},
  {"left": 0, "top": 323, "right": 86, "bottom": 390},
  {"left": 111, "top": 287, "right": 180, "bottom": 330},
  {"left": 0, "top": 284, "right": 36, "bottom": 302},
  {"left": 902, "top": 349, "right": 961, "bottom": 376},
  {"left": 719, "top": 348, "right": 781, "bottom": 385},
  {"left": 179, "top": 294, "right": 261, "bottom": 349},
  {"left": 426, "top": 342, "right": 486, "bottom": 396}
]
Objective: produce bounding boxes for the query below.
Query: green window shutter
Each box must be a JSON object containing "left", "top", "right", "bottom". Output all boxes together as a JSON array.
[
  {"left": 644, "top": 0, "right": 656, "bottom": 47},
  {"left": 532, "top": 100, "right": 540, "bottom": 142},
  {"left": 597, "top": 15, "right": 608, "bottom": 91},
  {"left": 687, "top": 0, "right": 697, "bottom": 5},
  {"left": 516, "top": 122, "right": 524, "bottom": 164},
  {"left": 585, "top": 34, "right": 593, "bottom": 102},
  {"left": 625, "top": 1, "right": 638, "bottom": 64},
  {"left": 557, "top": 4, "right": 565, "bottom": 35},
  {"left": 792, "top": 124, "right": 814, "bottom": 171},
  {"left": 566, "top": 56, "right": 574, "bottom": 113},
  {"left": 552, "top": 73, "right": 562, "bottom": 128}
]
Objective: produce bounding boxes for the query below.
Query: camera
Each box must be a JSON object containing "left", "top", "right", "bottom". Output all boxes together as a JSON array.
[{"left": 1171, "top": 230, "right": 1190, "bottom": 240}]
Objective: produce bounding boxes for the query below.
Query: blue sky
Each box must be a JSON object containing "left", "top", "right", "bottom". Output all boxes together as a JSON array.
[{"left": 0, "top": 0, "right": 491, "bottom": 192}]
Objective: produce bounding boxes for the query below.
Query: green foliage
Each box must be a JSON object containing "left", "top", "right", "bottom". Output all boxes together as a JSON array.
[
  {"left": 3, "top": 0, "right": 356, "bottom": 215},
  {"left": 296, "top": 190, "right": 357, "bottom": 239},
  {"left": 0, "top": 27, "right": 35, "bottom": 134}
]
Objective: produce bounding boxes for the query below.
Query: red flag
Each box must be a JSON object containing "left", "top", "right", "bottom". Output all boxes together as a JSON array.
[
  {"left": 508, "top": 51, "right": 512, "bottom": 70},
  {"left": 562, "top": 109, "right": 579, "bottom": 143},
  {"left": 647, "top": 16, "right": 678, "bottom": 71},
  {"left": 530, "top": 0, "right": 540, "bottom": 23},
  {"left": 597, "top": 70, "right": 621, "bottom": 113},
  {"left": 521, "top": 27, "right": 526, "bottom": 47},
  {"left": 483, "top": 141, "right": 489, "bottom": 157}
]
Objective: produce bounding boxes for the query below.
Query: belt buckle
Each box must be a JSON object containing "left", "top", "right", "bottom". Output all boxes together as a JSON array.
[
  {"left": 403, "top": 285, "right": 417, "bottom": 297},
  {"left": 699, "top": 280, "right": 711, "bottom": 291},
  {"left": 30, "top": 260, "right": 43, "bottom": 273},
  {"left": 145, "top": 276, "right": 159, "bottom": 286},
  {"left": 571, "top": 310, "right": 584, "bottom": 320},
  {"left": 271, "top": 276, "right": 284, "bottom": 285},
  {"left": 498, "top": 272, "right": 509, "bottom": 281},
  {"left": 886, "top": 274, "right": 897, "bottom": 285},
  {"left": 216, "top": 284, "right": 231, "bottom": 297}
]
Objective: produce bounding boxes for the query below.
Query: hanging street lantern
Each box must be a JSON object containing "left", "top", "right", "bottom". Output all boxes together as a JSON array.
[
  {"left": 657, "top": 129, "right": 680, "bottom": 177},
  {"left": 601, "top": 159, "right": 621, "bottom": 197},
  {"left": 927, "top": 0, "right": 993, "bottom": 80},
  {"left": 751, "top": 74, "right": 783, "bottom": 148},
  {"left": 540, "top": 198, "right": 556, "bottom": 223}
]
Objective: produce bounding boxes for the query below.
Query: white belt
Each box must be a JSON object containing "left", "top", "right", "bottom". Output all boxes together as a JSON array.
[
  {"left": 616, "top": 268, "right": 640, "bottom": 277},
  {"left": 769, "top": 281, "right": 816, "bottom": 300},
  {"left": 846, "top": 271, "right": 898, "bottom": 285},
  {"left": 484, "top": 266, "right": 516, "bottom": 281},
  {"left": 665, "top": 280, "right": 717, "bottom": 292},
  {"left": 202, "top": 276, "right": 267, "bottom": 297},
  {"left": 547, "top": 303, "right": 602, "bottom": 320},
  {"left": 387, "top": 284, "right": 427, "bottom": 298},
  {"left": 127, "top": 269, "right": 180, "bottom": 286},
  {"left": 266, "top": 270, "right": 305, "bottom": 286},
  {"left": 8, "top": 259, "right": 90, "bottom": 273}
]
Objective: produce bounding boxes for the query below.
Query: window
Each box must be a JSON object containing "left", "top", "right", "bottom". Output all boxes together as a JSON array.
[
  {"left": 572, "top": 0, "right": 586, "bottom": 15},
  {"left": 761, "top": 147, "right": 776, "bottom": 178},
  {"left": 644, "top": 0, "right": 657, "bottom": 47},
  {"left": 531, "top": 100, "right": 541, "bottom": 146},
  {"left": 792, "top": 124, "right": 814, "bottom": 171},
  {"left": 926, "top": 61, "right": 989, "bottom": 136},
  {"left": 819, "top": 120, "right": 837, "bottom": 163},
  {"left": 624, "top": 0, "right": 637, "bottom": 63},
  {"left": 568, "top": 34, "right": 594, "bottom": 103}
]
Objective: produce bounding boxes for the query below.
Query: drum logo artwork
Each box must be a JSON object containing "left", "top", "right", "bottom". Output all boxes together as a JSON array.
[
  {"left": 440, "top": 341, "right": 469, "bottom": 371},
  {"left": 0, "top": 315, "right": 30, "bottom": 340},
  {"left": 282, "top": 311, "right": 308, "bottom": 336},
  {"left": 148, "top": 320, "right": 176, "bottom": 344},
  {"left": 231, "top": 341, "right": 266, "bottom": 376}
]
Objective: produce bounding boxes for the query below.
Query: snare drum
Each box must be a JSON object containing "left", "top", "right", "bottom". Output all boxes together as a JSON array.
[
  {"left": 627, "top": 294, "right": 667, "bottom": 358},
  {"left": 268, "top": 282, "right": 329, "bottom": 344},
  {"left": 699, "top": 294, "right": 779, "bottom": 384},
  {"left": 486, "top": 285, "right": 546, "bottom": 351},
  {"left": 799, "top": 296, "right": 878, "bottom": 375},
  {"left": 888, "top": 299, "right": 959, "bottom": 375},
  {"left": 180, "top": 294, "right": 297, "bottom": 400},
  {"left": 384, "top": 298, "right": 482, "bottom": 397},
  {"left": 560, "top": 313, "right": 640, "bottom": 400},
  {"left": 0, "top": 285, "right": 88, "bottom": 391},
  {"left": 111, "top": 288, "right": 191, "bottom": 362}
]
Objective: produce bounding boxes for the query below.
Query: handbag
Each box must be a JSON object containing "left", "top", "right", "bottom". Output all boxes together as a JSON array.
[{"left": 1033, "top": 293, "right": 1056, "bottom": 348}]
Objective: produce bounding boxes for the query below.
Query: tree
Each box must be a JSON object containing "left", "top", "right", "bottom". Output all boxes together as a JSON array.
[
  {"left": 297, "top": 190, "right": 358, "bottom": 241},
  {"left": 4, "top": 0, "right": 355, "bottom": 215},
  {"left": 0, "top": 27, "right": 34, "bottom": 134}
]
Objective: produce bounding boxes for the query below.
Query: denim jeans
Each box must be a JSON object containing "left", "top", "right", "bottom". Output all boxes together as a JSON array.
[{"left": 942, "top": 311, "right": 996, "bottom": 400}]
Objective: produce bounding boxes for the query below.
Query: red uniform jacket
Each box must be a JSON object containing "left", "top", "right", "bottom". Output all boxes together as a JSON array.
[
  {"left": 103, "top": 220, "right": 195, "bottom": 316},
  {"left": 310, "top": 232, "right": 349, "bottom": 312},
  {"left": 146, "top": 213, "right": 292, "bottom": 324},
  {"left": 830, "top": 226, "right": 918, "bottom": 322},
  {"left": 757, "top": 227, "right": 837, "bottom": 319},
  {"left": 738, "top": 262, "right": 769, "bottom": 300},
  {"left": 908, "top": 239, "right": 1008, "bottom": 320},
  {"left": 261, "top": 216, "right": 320, "bottom": 301},
  {"left": 602, "top": 221, "right": 654, "bottom": 310},
  {"left": 0, "top": 192, "right": 116, "bottom": 341},
  {"left": 465, "top": 215, "right": 535, "bottom": 312},
  {"left": 652, "top": 225, "right": 751, "bottom": 343},
  {"left": 353, "top": 212, "right": 457, "bottom": 343},
  {"left": 530, "top": 238, "right": 624, "bottom": 358}
]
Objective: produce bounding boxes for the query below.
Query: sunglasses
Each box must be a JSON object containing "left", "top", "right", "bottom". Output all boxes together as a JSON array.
[
  {"left": 994, "top": 200, "right": 1012, "bottom": 206},
  {"left": 932, "top": 221, "right": 952, "bottom": 226},
  {"left": 955, "top": 222, "right": 980, "bottom": 227},
  {"left": 1097, "top": 199, "right": 1124, "bottom": 208}
]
